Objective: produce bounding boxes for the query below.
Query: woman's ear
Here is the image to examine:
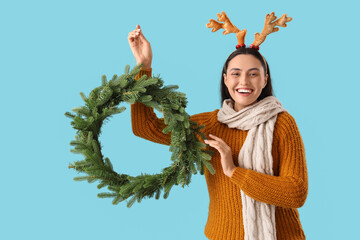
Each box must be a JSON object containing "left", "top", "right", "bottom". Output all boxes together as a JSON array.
[
  {"left": 264, "top": 73, "right": 269, "bottom": 88},
  {"left": 223, "top": 73, "right": 227, "bottom": 82}
]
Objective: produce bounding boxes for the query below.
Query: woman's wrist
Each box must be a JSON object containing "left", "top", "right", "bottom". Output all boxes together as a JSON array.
[
  {"left": 140, "top": 64, "right": 152, "bottom": 70},
  {"left": 225, "top": 166, "right": 236, "bottom": 178},
  {"left": 137, "top": 60, "right": 152, "bottom": 70}
]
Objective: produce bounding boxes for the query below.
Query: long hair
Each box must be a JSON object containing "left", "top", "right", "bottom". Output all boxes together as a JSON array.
[{"left": 220, "top": 48, "right": 274, "bottom": 106}]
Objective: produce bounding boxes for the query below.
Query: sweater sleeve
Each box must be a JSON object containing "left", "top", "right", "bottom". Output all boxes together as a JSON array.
[
  {"left": 229, "top": 112, "right": 309, "bottom": 208},
  {"left": 131, "top": 101, "right": 172, "bottom": 145},
  {"left": 130, "top": 68, "right": 171, "bottom": 145},
  {"left": 131, "top": 69, "right": 207, "bottom": 146}
]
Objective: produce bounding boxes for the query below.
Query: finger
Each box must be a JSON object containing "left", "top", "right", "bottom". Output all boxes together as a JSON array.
[
  {"left": 128, "top": 37, "right": 139, "bottom": 49},
  {"left": 204, "top": 139, "right": 221, "bottom": 148},
  {"left": 129, "top": 28, "right": 140, "bottom": 38},
  {"left": 204, "top": 140, "right": 219, "bottom": 148},
  {"left": 208, "top": 134, "right": 220, "bottom": 139},
  {"left": 133, "top": 36, "right": 139, "bottom": 47},
  {"left": 204, "top": 139, "right": 214, "bottom": 144},
  {"left": 128, "top": 34, "right": 134, "bottom": 42},
  {"left": 133, "top": 25, "right": 146, "bottom": 41},
  {"left": 128, "top": 31, "right": 140, "bottom": 39},
  {"left": 208, "top": 134, "right": 226, "bottom": 144},
  {"left": 135, "top": 25, "right": 141, "bottom": 36},
  {"left": 128, "top": 32, "right": 137, "bottom": 40},
  {"left": 204, "top": 140, "right": 226, "bottom": 156},
  {"left": 128, "top": 37, "right": 136, "bottom": 49},
  {"left": 206, "top": 137, "right": 229, "bottom": 152},
  {"left": 128, "top": 33, "right": 140, "bottom": 44}
]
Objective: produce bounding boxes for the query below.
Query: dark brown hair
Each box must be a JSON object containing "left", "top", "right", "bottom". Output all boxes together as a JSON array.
[{"left": 220, "top": 48, "right": 274, "bottom": 105}]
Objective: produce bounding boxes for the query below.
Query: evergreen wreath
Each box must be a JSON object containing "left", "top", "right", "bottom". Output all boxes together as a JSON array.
[{"left": 65, "top": 64, "right": 215, "bottom": 208}]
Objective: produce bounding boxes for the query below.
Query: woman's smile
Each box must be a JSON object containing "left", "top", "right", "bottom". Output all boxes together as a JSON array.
[
  {"left": 223, "top": 54, "right": 268, "bottom": 111},
  {"left": 236, "top": 88, "right": 254, "bottom": 96}
]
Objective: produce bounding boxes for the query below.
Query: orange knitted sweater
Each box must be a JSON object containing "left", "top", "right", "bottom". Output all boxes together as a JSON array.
[{"left": 132, "top": 69, "right": 308, "bottom": 240}]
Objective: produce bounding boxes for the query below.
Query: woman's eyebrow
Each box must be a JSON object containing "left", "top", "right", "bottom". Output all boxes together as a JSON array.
[{"left": 230, "top": 67, "right": 260, "bottom": 71}]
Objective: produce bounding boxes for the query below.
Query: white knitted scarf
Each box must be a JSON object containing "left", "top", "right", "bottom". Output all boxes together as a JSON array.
[{"left": 217, "top": 96, "right": 287, "bottom": 240}]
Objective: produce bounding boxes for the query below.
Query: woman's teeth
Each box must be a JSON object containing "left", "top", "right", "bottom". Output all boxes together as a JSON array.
[{"left": 236, "top": 89, "right": 253, "bottom": 93}]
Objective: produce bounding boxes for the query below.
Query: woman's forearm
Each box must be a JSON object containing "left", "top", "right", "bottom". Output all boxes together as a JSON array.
[{"left": 131, "top": 69, "right": 172, "bottom": 145}]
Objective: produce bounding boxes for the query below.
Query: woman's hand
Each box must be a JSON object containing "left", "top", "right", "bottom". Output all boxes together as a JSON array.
[
  {"left": 128, "top": 24, "right": 152, "bottom": 69},
  {"left": 204, "top": 134, "right": 236, "bottom": 177}
]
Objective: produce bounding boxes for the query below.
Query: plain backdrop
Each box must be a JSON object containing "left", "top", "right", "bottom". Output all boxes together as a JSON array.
[{"left": 1, "top": 0, "right": 359, "bottom": 239}]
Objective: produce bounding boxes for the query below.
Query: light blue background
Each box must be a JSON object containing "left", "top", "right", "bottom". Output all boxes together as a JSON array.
[{"left": 1, "top": 0, "right": 359, "bottom": 239}]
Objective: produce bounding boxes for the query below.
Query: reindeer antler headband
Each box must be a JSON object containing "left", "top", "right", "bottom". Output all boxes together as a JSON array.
[{"left": 206, "top": 11, "right": 292, "bottom": 50}]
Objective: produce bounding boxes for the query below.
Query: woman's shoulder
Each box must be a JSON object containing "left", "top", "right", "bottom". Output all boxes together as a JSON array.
[{"left": 274, "top": 110, "right": 302, "bottom": 140}]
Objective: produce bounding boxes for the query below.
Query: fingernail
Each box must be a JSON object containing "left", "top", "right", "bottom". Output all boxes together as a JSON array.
[
  {"left": 204, "top": 140, "right": 208, "bottom": 143},
  {"left": 209, "top": 134, "right": 213, "bottom": 136}
]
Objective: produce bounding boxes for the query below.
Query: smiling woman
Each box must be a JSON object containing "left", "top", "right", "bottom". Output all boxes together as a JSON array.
[
  {"left": 221, "top": 47, "right": 273, "bottom": 112},
  {"left": 222, "top": 49, "right": 270, "bottom": 111},
  {"left": 128, "top": 11, "right": 308, "bottom": 240}
]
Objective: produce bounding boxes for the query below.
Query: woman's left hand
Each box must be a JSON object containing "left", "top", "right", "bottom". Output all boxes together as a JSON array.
[{"left": 204, "top": 134, "right": 236, "bottom": 177}]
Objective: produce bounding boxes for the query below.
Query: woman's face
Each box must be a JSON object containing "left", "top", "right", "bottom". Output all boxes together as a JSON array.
[{"left": 223, "top": 54, "right": 269, "bottom": 112}]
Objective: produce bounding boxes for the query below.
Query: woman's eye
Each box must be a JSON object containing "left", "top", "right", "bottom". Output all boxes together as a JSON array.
[
  {"left": 231, "top": 73, "right": 239, "bottom": 76},
  {"left": 250, "top": 73, "right": 258, "bottom": 77}
]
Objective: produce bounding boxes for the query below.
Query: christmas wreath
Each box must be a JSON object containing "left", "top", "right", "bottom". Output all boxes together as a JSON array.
[{"left": 65, "top": 64, "right": 215, "bottom": 208}]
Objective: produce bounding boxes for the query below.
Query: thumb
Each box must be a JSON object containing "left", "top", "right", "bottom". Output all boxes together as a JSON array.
[
  {"left": 139, "top": 29, "right": 148, "bottom": 42},
  {"left": 136, "top": 24, "right": 140, "bottom": 30}
]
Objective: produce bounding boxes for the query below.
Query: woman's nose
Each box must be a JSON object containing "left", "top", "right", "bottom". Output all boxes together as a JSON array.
[{"left": 239, "top": 75, "right": 250, "bottom": 84}]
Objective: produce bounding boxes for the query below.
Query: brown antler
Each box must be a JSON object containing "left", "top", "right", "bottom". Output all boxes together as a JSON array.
[
  {"left": 252, "top": 12, "right": 292, "bottom": 47},
  {"left": 206, "top": 11, "right": 247, "bottom": 46}
]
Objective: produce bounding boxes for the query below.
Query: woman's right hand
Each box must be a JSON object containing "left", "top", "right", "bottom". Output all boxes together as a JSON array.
[{"left": 128, "top": 24, "right": 152, "bottom": 69}]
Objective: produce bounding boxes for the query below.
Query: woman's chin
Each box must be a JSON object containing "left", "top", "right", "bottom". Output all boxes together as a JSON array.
[{"left": 233, "top": 98, "right": 257, "bottom": 111}]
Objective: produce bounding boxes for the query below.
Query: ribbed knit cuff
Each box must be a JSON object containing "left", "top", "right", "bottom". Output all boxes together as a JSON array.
[
  {"left": 135, "top": 68, "right": 152, "bottom": 80},
  {"left": 229, "top": 167, "right": 247, "bottom": 185}
]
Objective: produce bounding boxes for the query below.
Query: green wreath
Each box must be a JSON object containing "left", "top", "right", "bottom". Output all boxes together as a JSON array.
[{"left": 65, "top": 64, "right": 215, "bottom": 208}]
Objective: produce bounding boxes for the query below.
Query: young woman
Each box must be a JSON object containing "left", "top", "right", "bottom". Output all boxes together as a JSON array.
[{"left": 128, "top": 24, "right": 308, "bottom": 240}]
